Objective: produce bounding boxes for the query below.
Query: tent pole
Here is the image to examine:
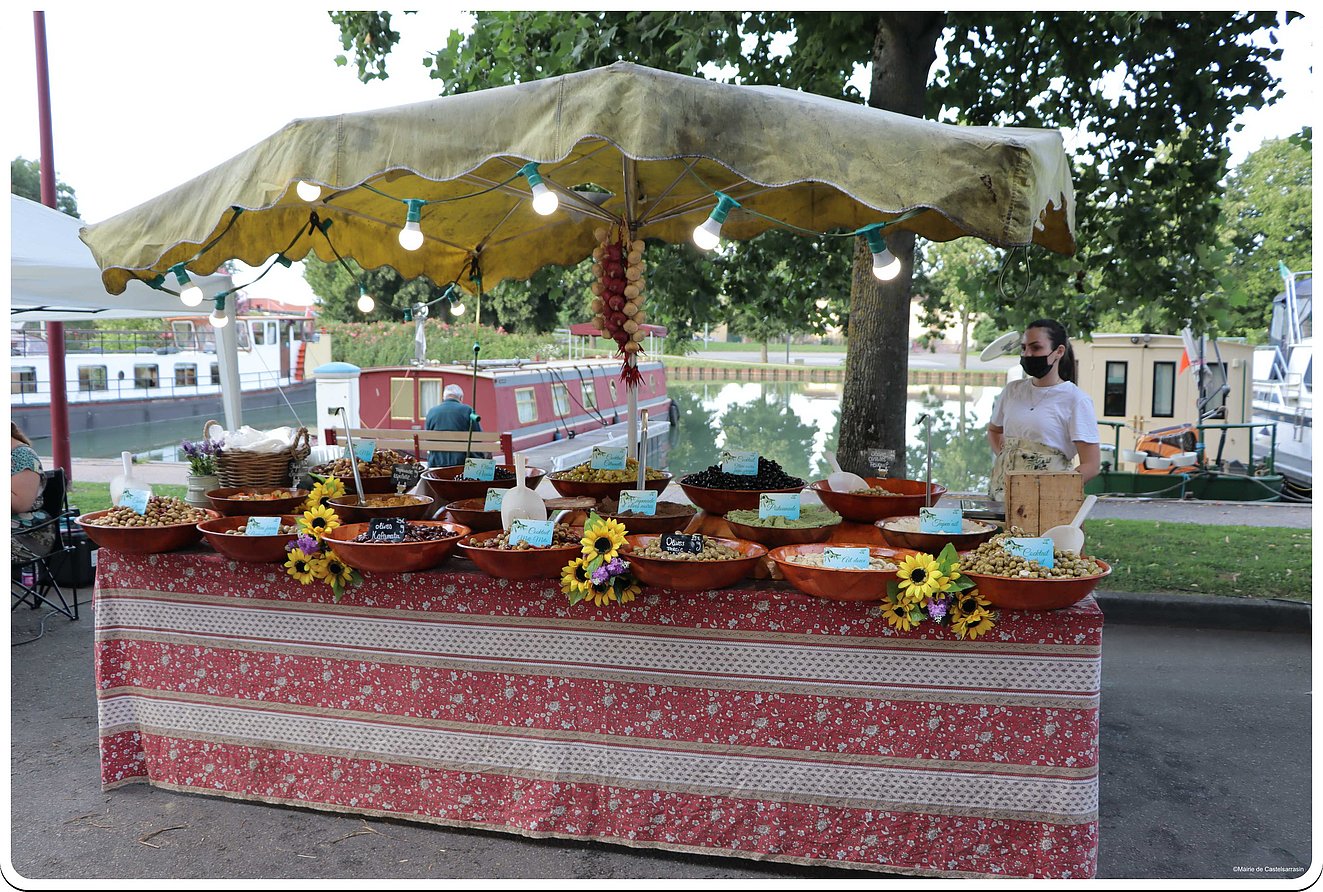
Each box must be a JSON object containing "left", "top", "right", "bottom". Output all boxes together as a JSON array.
[
  {"left": 216, "top": 302, "right": 243, "bottom": 431},
  {"left": 627, "top": 354, "right": 638, "bottom": 459}
]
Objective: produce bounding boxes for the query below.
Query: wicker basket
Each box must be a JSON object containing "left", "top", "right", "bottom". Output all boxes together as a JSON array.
[{"left": 206, "top": 420, "right": 311, "bottom": 489}]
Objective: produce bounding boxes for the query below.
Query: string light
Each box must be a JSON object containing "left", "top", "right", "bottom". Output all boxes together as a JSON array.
[
  {"left": 693, "top": 192, "right": 740, "bottom": 251},
  {"left": 860, "top": 224, "right": 902, "bottom": 281},
  {"left": 356, "top": 285, "right": 375, "bottom": 314},
  {"left": 296, "top": 181, "right": 322, "bottom": 202},
  {"left": 209, "top": 294, "right": 230, "bottom": 329},
  {"left": 398, "top": 199, "right": 426, "bottom": 251},
  {"left": 450, "top": 300, "right": 466, "bottom": 317},
  {"left": 519, "top": 162, "right": 559, "bottom": 216},
  {"left": 170, "top": 263, "right": 205, "bottom": 307}
]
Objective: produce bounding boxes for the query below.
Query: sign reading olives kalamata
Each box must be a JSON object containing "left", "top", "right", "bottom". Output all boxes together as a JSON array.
[
  {"left": 589, "top": 446, "right": 627, "bottom": 471},
  {"left": 244, "top": 516, "right": 282, "bottom": 536},
  {"left": 822, "top": 546, "right": 870, "bottom": 569},
  {"left": 483, "top": 488, "right": 506, "bottom": 511},
  {"left": 352, "top": 440, "right": 376, "bottom": 462},
  {"left": 660, "top": 533, "right": 704, "bottom": 554},
  {"left": 758, "top": 492, "right": 801, "bottom": 520},
  {"left": 720, "top": 450, "right": 759, "bottom": 475},
  {"left": 919, "top": 506, "right": 962, "bottom": 534},
  {"left": 461, "top": 457, "right": 496, "bottom": 481},
  {"left": 1005, "top": 537, "right": 1055, "bottom": 569},
  {"left": 119, "top": 488, "right": 150, "bottom": 515},
  {"left": 509, "top": 518, "right": 555, "bottom": 547},
  {"left": 618, "top": 490, "right": 657, "bottom": 516},
  {"left": 368, "top": 517, "right": 408, "bottom": 543},
  {"left": 866, "top": 448, "right": 896, "bottom": 475},
  {"left": 391, "top": 463, "right": 423, "bottom": 492}
]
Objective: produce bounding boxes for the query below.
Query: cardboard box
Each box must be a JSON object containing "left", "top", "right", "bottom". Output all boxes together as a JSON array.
[{"left": 1004, "top": 472, "right": 1084, "bottom": 536}]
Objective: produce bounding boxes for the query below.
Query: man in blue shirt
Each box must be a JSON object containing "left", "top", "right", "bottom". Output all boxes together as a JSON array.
[{"left": 425, "top": 384, "right": 481, "bottom": 468}]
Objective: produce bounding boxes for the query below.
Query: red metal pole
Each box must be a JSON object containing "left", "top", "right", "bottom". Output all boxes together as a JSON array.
[{"left": 34, "top": 11, "right": 72, "bottom": 481}]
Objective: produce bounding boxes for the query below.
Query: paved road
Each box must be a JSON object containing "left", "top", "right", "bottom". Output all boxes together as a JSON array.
[
  {"left": 690, "top": 349, "right": 1017, "bottom": 372},
  {"left": 6, "top": 599, "right": 1311, "bottom": 882}
]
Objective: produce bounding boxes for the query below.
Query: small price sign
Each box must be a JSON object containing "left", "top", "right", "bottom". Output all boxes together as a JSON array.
[
  {"left": 352, "top": 440, "right": 376, "bottom": 463},
  {"left": 367, "top": 517, "right": 407, "bottom": 543},
  {"left": 866, "top": 448, "right": 896, "bottom": 475},
  {"left": 483, "top": 488, "right": 507, "bottom": 511},
  {"left": 461, "top": 457, "right": 496, "bottom": 481},
  {"left": 244, "top": 516, "right": 282, "bottom": 536},
  {"left": 1006, "top": 537, "right": 1056, "bottom": 569},
  {"left": 509, "top": 518, "right": 554, "bottom": 547},
  {"left": 589, "top": 446, "right": 627, "bottom": 471},
  {"left": 619, "top": 490, "right": 658, "bottom": 516},
  {"left": 919, "top": 506, "right": 963, "bottom": 535},
  {"left": 822, "top": 547, "right": 871, "bottom": 569},
  {"left": 720, "top": 450, "right": 759, "bottom": 475},
  {"left": 758, "top": 492, "right": 801, "bottom": 520},
  {"left": 660, "top": 533, "right": 704, "bottom": 554},
  {"left": 391, "top": 463, "right": 423, "bottom": 492},
  {"left": 119, "top": 488, "right": 150, "bottom": 515}
]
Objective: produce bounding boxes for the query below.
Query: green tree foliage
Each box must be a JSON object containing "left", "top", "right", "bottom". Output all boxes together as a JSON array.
[
  {"left": 303, "top": 255, "right": 452, "bottom": 323},
  {"left": 11, "top": 156, "right": 79, "bottom": 217}
]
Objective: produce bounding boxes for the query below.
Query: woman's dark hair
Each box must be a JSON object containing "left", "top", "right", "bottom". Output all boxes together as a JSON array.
[
  {"left": 11, "top": 421, "right": 32, "bottom": 448},
  {"left": 1025, "top": 318, "right": 1077, "bottom": 384}
]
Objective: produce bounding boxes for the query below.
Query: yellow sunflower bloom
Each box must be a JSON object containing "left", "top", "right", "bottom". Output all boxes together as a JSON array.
[
  {"left": 560, "top": 557, "right": 593, "bottom": 597},
  {"left": 284, "top": 548, "right": 319, "bottom": 584},
  {"left": 952, "top": 605, "right": 996, "bottom": 640},
  {"left": 307, "top": 477, "right": 346, "bottom": 511},
  {"left": 951, "top": 590, "right": 993, "bottom": 619},
  {"left": 881, "top": 594, "right": 916, "bottom": 632},
  {"left": 616, "top": 579, "right": 642, "bottom": 605},
  {"left": 319, "top": 551, "right": 356, "bottom": 588},
  {"left": 581, "top": 518, "right": 628, "bottom": 562},
  {"left": 588, "top": 582, "right": 618, "bottom": 607},
  {"left": 301, "top": 504, "right": 341, "bottom": 539},
  {"left": 896, "top": 553, "right": 943, "bottom": 603}
]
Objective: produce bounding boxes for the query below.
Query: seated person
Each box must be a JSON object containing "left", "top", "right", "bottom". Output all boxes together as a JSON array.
[
  {"left": 11, "top": 422, "right": 55, "bottom": 560},
  {"left": 425, "top": 384, "right": 482, "bottom": 468}
]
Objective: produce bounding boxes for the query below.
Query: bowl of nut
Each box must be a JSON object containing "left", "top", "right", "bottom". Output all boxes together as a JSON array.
[
  {"left": 438, "top": 497, "right": 504, "bottom": 533},
  {"left": 621, "top": 534, "right": 767, "bottom": 590},
  {"left": 808, "top": 477, "right": 948, "bottom": 523},
  {"left": 321, "top": 520, "right": 471, "bottom": 574},
  {"left": 197, "top": 514, "right": 303, "bottom": 562},
  {"left": 77, "top": 497, "right": 219, "bottom": 554},
  {"left": 722, "top": 505, "right": 843, "bottom": 548},
  {"left": 455, "top": 524, "right": 585, "bottom": 579},
  {"left": 420, "top": 464, "right": 546, "bottom": 503},
  {"left": 312, "top": 449, "right": 426, "bottom": 495},
  {"left": 768, "top": 543, "right": 918, "bottom": 602},
  {"left": 326, "top": 493, "right": 436, "bottom": 524},
  {"left": 547, "top": 459, "right": 672, "bottom": 501},
  {"left": 676, "top": 457, "right": 805, "bottom": 514},
  {"left": 875, "top": 514, "right": 1000, "bottom": 553},
  {"left": 595, "top": 497, "right": 698, "bottom": 535},
  {"left": 958, "top": 528, "right": 1112, "bottom": 610},
  {"left": 206, "top": 486, "right": 310, "bottom": 517}
]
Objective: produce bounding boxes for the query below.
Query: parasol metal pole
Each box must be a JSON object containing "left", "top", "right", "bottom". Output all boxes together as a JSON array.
[
  {"left": 637, "top": 409, "right": 649, "bottom": 488},
  {"left": 465, "top": 341, "right": 481, "bottom": 457},
  {"left": 626, "top": 354, "right": 639, "bottom": 460},
  {"left": 332, "top": 407, "right": 366, "bottom": 496}
]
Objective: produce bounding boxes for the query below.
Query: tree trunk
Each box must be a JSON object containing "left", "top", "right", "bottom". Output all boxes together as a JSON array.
[
  {"left": 760, "top": 341, "right": 768, "bottom": 364},
  {"left": 837, "top": 12, "right": 946, "bottom": 478}
]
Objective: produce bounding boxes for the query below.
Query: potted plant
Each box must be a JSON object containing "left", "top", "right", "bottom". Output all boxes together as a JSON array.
[{"left": 181, "top": 436, "right": 224, "bottom": 509}]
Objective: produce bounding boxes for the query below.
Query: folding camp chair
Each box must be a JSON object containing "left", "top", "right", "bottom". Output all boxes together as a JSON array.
[{"left": 11, "top": 468, "right": 79, "bottom": 622}]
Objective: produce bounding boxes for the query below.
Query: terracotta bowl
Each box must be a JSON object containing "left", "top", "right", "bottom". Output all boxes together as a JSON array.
[
  {"left": 421, "top": 464, "right": 546, "bottom": 503},
  {"left": 960, "top": 559, "right": 1112, "bottom": 611},
  {"left": 723, "top": 516, "right": 842, "bottom": 548},
  {"left": 455, "top": 532, "right": 584, "bottom": 580},
  {"left": 327, "top": 473, "right": 407, "bottom": 495},
  {"left": 547, "top": 473, "right": 672, "bottom": 502},
  {"left": 808, "top": 478, "right": 949, "bottom": 523},
  {"left": 326, "top": 493, "right": 436, "bottom": 524},
  {"left": 597, "top": 503, "right": 698, "bottom": 536},
  {"left": 322, "top": 521, "right": 470, "bottom": 574},
  {"left": 197, "top": 514, "right": 302, "bottom": 562},
  {"left": 675, "top": 481, "right": 806, "bottom": 514},
  {"left": 440, "top": 498, "right": 504, "bottom": 533},
  {"left": 77, "top": 508, "right": 219, "bottom": 554},
  {"left": 622, "top": 534, "right": 767, "bottom": 591},
  {"left": 875, "top": 515, "right": 1000, "bottom": 553},
  {"left": 768, "top": 543, "right": 919, "bottom": 602},
  {"left": 206, "top": 486, "right": 310, "bottom": 517}
]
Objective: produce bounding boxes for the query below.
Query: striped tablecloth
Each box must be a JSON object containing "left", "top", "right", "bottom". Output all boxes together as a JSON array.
[{"left": 94, "top": 550, "right": 1101, "bottom": 878}]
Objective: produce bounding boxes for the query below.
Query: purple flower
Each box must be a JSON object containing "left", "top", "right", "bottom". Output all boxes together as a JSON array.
[
  {"left": 927, "top": 597, "right": 949, "bottom": 623},
  {"left": 590, "top": 565, "right": 611, "bottom": 585},
  {"left": 294, "top": 534, "right": 319, "bottom": 554},
  {"left": 605, "top": 557, "right": 627, "bottom": 576}
]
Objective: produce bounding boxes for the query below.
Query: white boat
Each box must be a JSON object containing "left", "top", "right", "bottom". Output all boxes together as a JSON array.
[{"left": 1252, "top": 272, "right": 1312, "bottom": 488}]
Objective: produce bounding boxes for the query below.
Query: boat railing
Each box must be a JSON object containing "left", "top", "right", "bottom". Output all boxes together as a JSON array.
[
  {"left": 9, "top": 369, "right": 287, "bottom": 405},
  {"left": 10, "top": 328, "right": 220, "bottom": 357},
  {"left": 1098, "top": 419, "right": 1278, "bottom": 475}
]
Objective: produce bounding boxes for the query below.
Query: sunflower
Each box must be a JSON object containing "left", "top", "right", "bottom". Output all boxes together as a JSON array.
[
  {"left": 951, "top": 589, "right": 993, "bottom": 619},
  {"left": 896, "top": 553, "right": 943, "bottom": 605},
  {"left": 587, "top": 581, "right": 618, "bottom": 607},
  {"left": 581, "top": 518, "right": 628, "bottom": 562},
  {"left": 284, "top": 548, "right": 320, "bottom": 584},
  {"left": 561, "top": 557, "right": 593, "bottom": 598},
  {"left": 880, "top": 593, "right": 916, "bottom": 632},
  {"left": 301, "top": 504, "right": 341, "bottom": 539},
  {"left": 307, "top": 477, "right": 346, "bottom": 511},
  {"left": 616, "top": 578, "right": 642, "bottom": 605},
  {"left": 952, "top": 605, "right": 996, "bottom": 640},
  {"left": 318, "top": 551, "right": 357, "bottom": 589}
]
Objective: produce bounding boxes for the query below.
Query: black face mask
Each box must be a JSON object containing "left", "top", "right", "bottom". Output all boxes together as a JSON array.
[{"left": 1020, "top": 353, "right": 1058, "bottom": 379}]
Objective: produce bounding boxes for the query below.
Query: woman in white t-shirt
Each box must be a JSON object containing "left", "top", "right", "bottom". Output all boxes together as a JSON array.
[{"left": 987, "top": 319, "right": 1101, "bottom": 500}]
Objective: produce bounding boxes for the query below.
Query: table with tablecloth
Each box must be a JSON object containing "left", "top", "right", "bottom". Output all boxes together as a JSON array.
[{"left": 93, "top": 550, "right": 1101, "bottom": 878}]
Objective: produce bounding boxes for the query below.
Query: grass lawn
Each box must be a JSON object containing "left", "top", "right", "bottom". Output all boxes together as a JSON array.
[
  {"left": 1088, "top": 518, "right": 1312, "bottom": 601},
  {"left": 69, "top": 481, "right": 187, "bottom": 515}
]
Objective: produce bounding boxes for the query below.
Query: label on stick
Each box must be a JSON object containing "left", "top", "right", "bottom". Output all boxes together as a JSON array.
[
  {"left": 822, "top": 547, "right": 870, "bottom": 569},
  {"left": 119, "top": 489, "right": 150, "bottom": 515},
  {"left": 618, "top": 490, "right": 658, "bottom": 516},
  {"left": 353, "top": 440, "right": 376, "bottom": 462},
  {"left": 483, "top": 488, "right": 507, "bottom": 511},
  {"left": 391, "top": 463, "right": 423, "bottom": 492},
  {"left": 660, "top": 533, "right": 704, "bottom": 554},
  {"left": 508, "top": 518, "right": 554, "bottom": 547},
  {"left": 244, "top": 516, "right": 282, "bottom": 536},
  {"left": 461, "top": 458, "right": 496, "bottom": 481},
  {"left": 919, "top": 506, "right": 963, "bottom": 534},
  {"left": 368, "top": 517, "right": 407, "bottom": 542},
  {"left": 589, "top": 446, "right": 627, "bottom": 471},
  {"left": 1006, "top": 537, "right": 1055, "bottom": 569},
  {"left": 720, "top": 450, "right": 759, "bottom": 475},
  {"left": 758, "top": 492, "right": 801, "bottom": 520}
]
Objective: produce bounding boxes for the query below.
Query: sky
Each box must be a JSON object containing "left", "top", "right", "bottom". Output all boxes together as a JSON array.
[{"left": 4, "top": 7, "right": 1314, "bottom": 307}]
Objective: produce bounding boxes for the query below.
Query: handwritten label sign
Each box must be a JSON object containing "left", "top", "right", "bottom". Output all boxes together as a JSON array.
[
  {"left": 461, "top": 458, "right": 496, "bottom": 481},
  {"left": 758, "top": 492, "right": 801, "bottom": 520},
  {"left": 660, "top": 533, "right": 704, "bottom": 554},
  {"left": 822, "top": 547, "right": 871, "bottom": 569},
  {"left": 1006, "top": 537, "right": 1056, "bottom": 569},
  {"left": 508, "top": 518, "right": 555, "bottom": 547},
  {"left": 866, "top": 448, "right": 896, "bottom": 475},
  {"left": 589, "top": 446, "right": 627, "bottom": 471},
  {"left": 720, "top": 450, "right": 759, "bottom": 475},
  {"left": 919, "top": 506, "right": 963, "bottom": 535},
  {"left": 244, "top": 516, "right": 282, "bottom": 536},
  {"left": 618, "top": 490, "right": 658, "bottom": 516},
  {"left": 368, "top": 517, "right": 407, "bottom": 543},
  {"left": 483, "top": 488, "right": 507, "bottom": 511},
  {"left": 119, "top": 489, "right": 150, "bottom": 515},
  {"left": 391, "top": 463, "right": 423, "bottom": 492},
  {"left": 352, "top": 440, "right": 376, "bottom": 463}
]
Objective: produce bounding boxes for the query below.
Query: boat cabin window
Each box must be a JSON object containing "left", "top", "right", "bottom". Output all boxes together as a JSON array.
[
  {"left": 515, "top": 387, "right": 539, "bottom": 424},
  {"left": 133, "top": 364, "right": 159, "bottom": 389},
  {"left": 1152, "top": 361, "right": 1176, "bottom": 418},
  {"left": 581, "top": 381, "right": 597, "bottom": 409},
  {"left": 210, "top": 363, "right": 221, "bottom": 385},
  {"left": 552, "top": 384, "right": 571, "bottom": 416},
  {"left": 390, "top": 377, "right": 415, "bottom": 421},
  {"left": 419, "top": 380, "right": 442, "bottom": 413},
  {"left": 251, "top": 322, "right": 267, "bottom": 345},
  {"left": 11, "top": 367, "right": 36, "bottom": 395},
  {"left": 1103, "top": 361, "right": 1128, "bottom": 417},
  {"left": 78, "top": 366, "right": 108, "bottom": 392},
  {"left": 171, "top": 321, "right": 198, "bottom": 351},
  {"left": 175, "top": 364, "right": 198, "bottom": 387},
  {"left": 234, "top": 323, "right": 250, "bottom": 349}
]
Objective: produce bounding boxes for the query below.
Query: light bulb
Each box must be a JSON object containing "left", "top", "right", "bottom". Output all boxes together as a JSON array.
[
  {"left": 357, "top": 292, "right": 375, "bottom": 313},
  {"left": 179, "top": 282, "right": 204, "bottom": 307},
  {"left": 450, "top": 301, "right": 466, "bottom": 317},
  {"left": 398, "top": 199, "right": 426, "bottom": 251},
  {"left": 530, "top": 182, "right": 559, "bottom": 216},
  {"left": 296, "top": 181, "right": 322, "bottom": 202},
  {"left": 209, "top": 308, "right": 230, "bottom": 328},
  {"left": 692, "top": 217, "right": 723, "bottom": 251},
  {"left": 871, "top": 247, "right": 902, "bottom": 281}
]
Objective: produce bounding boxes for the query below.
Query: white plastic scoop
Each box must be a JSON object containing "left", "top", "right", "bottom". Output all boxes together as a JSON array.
[
  {"left": 826, "top": 452, "right": 868, "bottom": 493},
  {"left": 1042, "top": 495, "right": 1097, "bottom": 555},
  {"left": 109, "top": 450, "right": 152, "bottom": 506},
  {"left": 500, "top": 451, "right": 547, "bottom": 530}
]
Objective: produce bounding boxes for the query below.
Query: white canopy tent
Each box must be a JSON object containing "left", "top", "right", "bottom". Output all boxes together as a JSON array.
[{"left": 9, "top": 194, "right": 244, "bottom": 429}]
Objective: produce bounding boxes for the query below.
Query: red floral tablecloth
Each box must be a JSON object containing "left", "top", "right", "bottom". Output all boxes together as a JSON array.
[{"left": 94, "top": 550, "right": 1101, "bottom": 878}]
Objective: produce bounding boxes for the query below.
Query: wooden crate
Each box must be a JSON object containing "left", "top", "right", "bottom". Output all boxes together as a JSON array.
[{"left": 1004, "top": 472, "right": 1084, "bottom": 536}]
